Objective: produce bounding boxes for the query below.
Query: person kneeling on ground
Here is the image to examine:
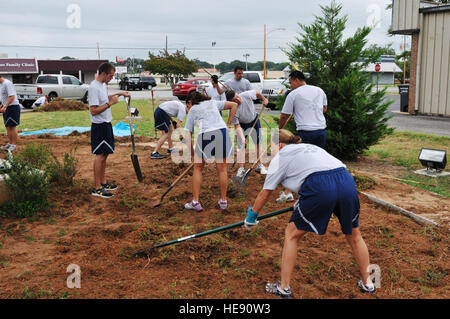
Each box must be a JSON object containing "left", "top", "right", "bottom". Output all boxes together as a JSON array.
[
  {"left": 183, "top": 91, "right": 238, "bottom": 212},
  {"left": 245, "top": 129, "right": 375, "bottom": 298},
  {"left": 151, "top": 100, "right": 187, "bottom": 159}
]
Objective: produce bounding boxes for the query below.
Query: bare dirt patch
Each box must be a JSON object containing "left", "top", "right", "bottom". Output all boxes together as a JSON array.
[{"left": 0, "top": 135, "right": 448, "bottom": 299}]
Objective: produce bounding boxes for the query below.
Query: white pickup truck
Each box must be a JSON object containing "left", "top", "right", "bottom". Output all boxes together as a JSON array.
[
  {"left": 15, "top": 74, "right": 89, "bottom": 108},
  {"left": 197, "top": 71, "right": 285, "bottom": 109}
]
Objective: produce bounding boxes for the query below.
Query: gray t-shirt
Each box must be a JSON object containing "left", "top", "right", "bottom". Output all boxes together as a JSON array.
[
  {"left": 205, "top": 86, "right": 226, "bottom": 102},
  {"left": 0, "top": 79, "right": 19, "bottom": 106},
  {"left": 281, "top": 85, "right": 327, "bottom": 131},
  {"left": 184, "top": 100, "right": 226, "bottom": 134},
  {"left": 225, "top": 78, "right": 252, "bottom": 94},
  {"left": 263, "top": 144, "right": 346, "bottom": 194},
  {"left": 232, "top": 90, "right": 258, "bottom": 124},
  {"left": 88, "top": 80, "right": 112, "bottom": 124},
  {"left": 159, "top": 101, "right": 186, "bottom": 122}
]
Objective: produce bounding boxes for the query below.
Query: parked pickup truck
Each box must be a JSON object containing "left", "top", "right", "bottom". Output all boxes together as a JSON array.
[
  {"left": 15, "top": 74, "right": 89, "bottom": 108},
  {"left": 197, "top": 71, "right": 285, "bottom": 110}
]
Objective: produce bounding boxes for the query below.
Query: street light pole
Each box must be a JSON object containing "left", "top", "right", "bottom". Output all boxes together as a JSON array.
[{"left": 264, "top": 26, "right": 286, "bottom": 80}]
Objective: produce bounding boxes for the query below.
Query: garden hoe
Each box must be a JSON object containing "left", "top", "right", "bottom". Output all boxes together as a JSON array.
[
  {"left": 150, "top": 162, "right": 194, "bottom": 208},
  {"left": 151, "top": 89, "right": 157, "bottom": 138},
  {"left": 126, "top": 96, "right": 143, "bottom": 182},
  {"left": 233, "top": 114, "right": 293, "bottom": 190},
  {"left": 134, "top": 206, "right": 294, "bottom": 257}
]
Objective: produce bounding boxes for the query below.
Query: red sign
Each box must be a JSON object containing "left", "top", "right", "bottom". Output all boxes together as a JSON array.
[
  {"left": 0, "top": 58, "right": 38, "bottom": 74},
  {"left": 375, "top": 63, "right": 381, "bottom": 73}
]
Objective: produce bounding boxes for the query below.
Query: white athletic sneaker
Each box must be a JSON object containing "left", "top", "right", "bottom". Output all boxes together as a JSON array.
[
  {"left": 6, "top": 144, "right": 17, "bottom": 152},
  {"left": 236, "top": 167, "right": 246, "bottom": 178},
  {"left": 1, "top": 143, "right": 11, "bottom": 151},
  {"left": 255, "top": 164, "right": 267, "bottom": 175},
  {"left": 276, "top": 191, "right": 295, "bottom": 203}
]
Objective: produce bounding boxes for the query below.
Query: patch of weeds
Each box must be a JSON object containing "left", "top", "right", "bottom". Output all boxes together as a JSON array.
[
  {"left": 121, "top": 194, "right": 149, "bottom": 210},
  {"left": 22, "top": 286, "right": 52, "bottom": 299},
  {"left": 16, "top": 271, "right": 32, "bottom": 278},
  {"left": 57, "top": 229, "right": 68, "bottom": 237},
  {"left": 305, "top": 262, "right": 321, "bottom": 276},
  {"left": 0, "top": 257, "right": 10, "bottom": 268},
  {"left": 350, "top": 172, "right": 377, "bottom": 191},
  {"left": 239, "top": 249, "right": 251, "bottom": 258},
  {"left": 45, "top": 216, "right": 58, "bottom": 225},
  {"left": 390, "top": 267, "right": 400, "bottom": 283},
  {"left": 328, "top": 266, "right": 336, "bottom": 280},
  {"left": 245, "top": 225, "right": 267, "bottom": 238},
  {"left": 24, "top": 235, "right": 35, "bottom": 243},
  {"left": 379, "top": 226, "right": 394, "bottom": 239},
  {"left": 59, "top": 291, "right": 70, "bottom": 299},
  {"left": 238, "top": 268, "right": 258, "bottom": 281},
  {"left": 216, "top": 256, "right": 232, "bottom": 269}
]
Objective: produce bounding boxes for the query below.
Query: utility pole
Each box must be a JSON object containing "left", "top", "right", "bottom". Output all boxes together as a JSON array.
[
  {"left": 165, "top": 36, "right": 168, "bottom": 56},
  {"left": 264, "top": 24, "right": 267, "bottom": 79},
  {"left": 243, "top": 54, "right": 250, "bottom": 71},
  {"left": 97, "top": 42, "right": 100, "bottom": 59}
]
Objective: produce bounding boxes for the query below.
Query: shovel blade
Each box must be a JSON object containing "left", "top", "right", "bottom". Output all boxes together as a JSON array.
[{"left": 131, "top": 154, "right": 143, "bottom": 182}]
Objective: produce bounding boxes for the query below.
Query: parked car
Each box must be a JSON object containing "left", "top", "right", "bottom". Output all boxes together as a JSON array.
[
  {"left": 172, "top": 78, "right": 210, "bottom": 100},
  {"left": 119, "top": 76, "right": 144, "bottom": 91},
  {"left": 140, "top": 76, "right": 157, "bottom": 89},
  {"left": 15, "top": 74, "right": 89, "bottom": 109}
]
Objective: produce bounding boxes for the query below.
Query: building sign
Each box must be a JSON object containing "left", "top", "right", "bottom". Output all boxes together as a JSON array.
[
  {"left": 0, "top": 58, "right": 39, "bottom": 74},
  {"left": 115, "top": 66, "right": 128, "bottom": 74}
]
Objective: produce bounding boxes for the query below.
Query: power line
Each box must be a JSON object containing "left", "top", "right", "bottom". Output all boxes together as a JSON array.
[{"left": 0, "top": 44, "right": 286, "bottom": 51}]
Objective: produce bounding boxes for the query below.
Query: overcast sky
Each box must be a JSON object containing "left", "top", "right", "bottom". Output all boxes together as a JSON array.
[{"left": 0, "top": 0, "right": 407, "bottom": 64}]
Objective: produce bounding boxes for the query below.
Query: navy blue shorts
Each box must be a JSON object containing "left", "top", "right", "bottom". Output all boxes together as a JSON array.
[
  {"left": 154, "top": 108, "right": 171, "bottom": 133},
  {"left": 91, "top": 122, "right": 115, "bottom": 155},
  {"left": 290, "top": 167, "right": 360, "bottom": 235},
  {"left": 195, "top": 128, "right": 233, "bottom": 161},
  {"left": 239, "top": 117, "right": 261, "bottom": 146},
  {"left": 296, "top": 129, "right": 326, "bottom": 149},
  {"left": 3, "top": 105, "right": 21, "bottom": 127}
]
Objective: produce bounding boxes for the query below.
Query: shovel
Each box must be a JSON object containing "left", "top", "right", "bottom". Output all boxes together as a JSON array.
[
  {"left": 126, "top": 97, "right": 143, "bottom": 182},
  {"left": 151, "top": 89, "right": 158, "bottom": 139},
  {"left": 151, "top": 162, "right": 195, "bottom": 208},
  {"left": 134, "top": 206, "right": 294, "bottom": 256}
]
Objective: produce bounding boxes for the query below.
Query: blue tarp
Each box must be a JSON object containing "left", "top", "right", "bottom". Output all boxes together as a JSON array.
[{"left": 20, "top": 122, "right": 136, "bottom": 137}]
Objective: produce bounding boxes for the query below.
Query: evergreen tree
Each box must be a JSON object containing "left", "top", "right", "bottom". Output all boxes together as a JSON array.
[{"left": 282, "top": 1, "right": 393, "bottom": 160}]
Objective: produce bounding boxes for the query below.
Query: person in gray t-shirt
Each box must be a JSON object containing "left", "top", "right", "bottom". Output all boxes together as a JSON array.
[
  {"left": 0, "top": 75, "right": 21, "bottom": 152},
  {"left": 89, "top": 63, "right": 129, "bottom": 199},
  {"left": 225, "top": 65, "right": 252, "bottom": 94}
]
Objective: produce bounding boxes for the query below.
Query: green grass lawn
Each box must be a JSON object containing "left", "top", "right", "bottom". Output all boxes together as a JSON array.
[{"left": 363, "top": 131, "right": 450, "bottom": 197}]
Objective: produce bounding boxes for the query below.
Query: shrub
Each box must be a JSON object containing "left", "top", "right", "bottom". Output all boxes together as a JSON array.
[
  {"left": 46, "top": 148, "right": 78, "bottom": 186},
  {"left": 15, "top": 143, "right": 52, "bottom": 170},
  {"left": 1, "top": 159, "right": 50, "bottom": 218}
]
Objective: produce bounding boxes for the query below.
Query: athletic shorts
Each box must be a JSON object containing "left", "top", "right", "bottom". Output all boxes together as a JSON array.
[
  {"left": 154, "top": 108, "right": 171, "bottom": 133},
  {"left": 296, "top": 129, "right": 327, "bottom": 149},
  {"left": 91, "top": 122, "right": 115, "bottom": 155},
  {"left": 194, "top": 128, "right": 233, "bottom": 162},
  {"left": 238, "top": 116, "right": 261, "bottom": 147},
  {"left": 3, "top": 105, "right": 21, "bottom": 127},
  {"left": 290, "top": 167, "right": 360, "bottom": 235}
]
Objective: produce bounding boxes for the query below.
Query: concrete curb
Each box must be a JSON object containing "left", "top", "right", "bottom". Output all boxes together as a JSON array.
[{"left": 360, "top": 191, "right": 440, "bottom": 227}]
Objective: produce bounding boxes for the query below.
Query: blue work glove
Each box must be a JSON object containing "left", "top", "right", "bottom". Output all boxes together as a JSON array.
[{"left": 244, "top": 206, "right": 259, "bottom": 229}]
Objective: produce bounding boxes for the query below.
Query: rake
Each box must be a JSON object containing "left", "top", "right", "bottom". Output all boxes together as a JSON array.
[{"left": 134, "top": 206, "right": 294, "bottom": 256}]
